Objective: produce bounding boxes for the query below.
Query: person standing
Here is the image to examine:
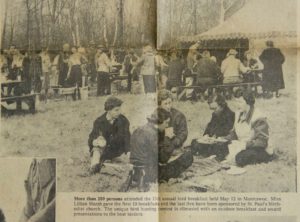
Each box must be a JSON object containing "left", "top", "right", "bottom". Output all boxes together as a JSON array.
[
  {"left": 166, "top": 49, "right": 184, "bottom": 91},
  {"left": 136, "top": 44, "right": 156, "bottom": 95},
  {"left": 58, "top": 43, "right": 71, "bottom": 86},
  {"left": 123, "top": 49, "right": 135, "bottom": 92},
  {"left": 40, "top": 47, "right": 52, "bottom": 100},
  {"left": 95, "top": 46, "right": 111, "bottom": 96},
  {"left": 29, "top": 50, "right": 43, "bottom": 94},
  {"left": 259, "top": 40, "right": 285, "bottom": 98}
]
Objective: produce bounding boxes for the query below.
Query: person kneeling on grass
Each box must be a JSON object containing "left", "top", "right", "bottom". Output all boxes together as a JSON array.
[
  {"left": 225, "top": 91, "right": 274, "bottom": 167},
  {"left": 128, "top": 108, "right": 193, "bottom": 191},
  {"left": 129, "top": 108, "right": 170, "bottom": 190},
  {"left": 88, "top": 96, "right": 131, "bottom": 174}
]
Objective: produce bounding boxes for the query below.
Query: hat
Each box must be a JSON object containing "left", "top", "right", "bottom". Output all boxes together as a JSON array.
[
  {"left": 78, "top": 47, "right": 86, "bottom": 54},
  {"left": 228, "top": 49, "right": 238, "bottom": 56},
  {"left": 63, "top": 43, "right": 70, "bottom": 51},
  {"left": 104, "top": 96, "right": 123, "bottom": 111},
  {"left": 202, "top": 50, "right": 210, "bottom": 58},
  {"left": 157, "top": 89, "right": 172, "bottom": 105}
]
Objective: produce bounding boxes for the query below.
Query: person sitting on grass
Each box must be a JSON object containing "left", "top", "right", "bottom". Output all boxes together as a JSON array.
[
  {"left": 158, "top": 89, "right": 188, "bottom": 153},
  {"left": 226, "top": 90, "right": 274, "bottom": 167},
  {"left": 191, "top": 94, "right": 235, "bottom": 161},
  {"left": 88, "top": 96, "right": 131, "bottom": 174}
]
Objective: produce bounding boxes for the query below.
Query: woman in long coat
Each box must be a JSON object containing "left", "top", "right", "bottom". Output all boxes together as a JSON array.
[{"left": 259, "top": 41, "right": 285, "bottom": 97}]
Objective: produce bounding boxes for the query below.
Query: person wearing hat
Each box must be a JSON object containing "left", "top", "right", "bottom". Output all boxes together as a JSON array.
[
  {"left": 221, "top": 49, "right": 249, "bottom": 84},
  {"left": 225, "top": 91, "right": 273, "bottom": 167},
  {"left": 88, "top": 96, "right": 131, "bottom": 174},
  {"left": 39, "top": 47, "right": 51, "bottom": 100},
  {"left": 129, "top": 108, "right": 171, "bottom": 189},
  {"left": 95, "top": 45, "right": 111, "bottom": 96},
  {"left": 259, "top": 40, "right": 285, "bottom": 98},
  {"left": 135, "top": 44, "right": 156, "bottom": 95}
]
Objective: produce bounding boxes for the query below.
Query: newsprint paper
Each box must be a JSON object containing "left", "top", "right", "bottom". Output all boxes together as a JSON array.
[{"left": 0, "top": 0, "right": 299, "bottom": 221}]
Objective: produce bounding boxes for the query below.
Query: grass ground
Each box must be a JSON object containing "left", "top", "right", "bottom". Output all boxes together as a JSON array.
[{"left": 0, "top": 51, "right": 297, "bottom": 193}]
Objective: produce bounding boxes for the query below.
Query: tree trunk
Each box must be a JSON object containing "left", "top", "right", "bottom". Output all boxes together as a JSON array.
[
  {"left": 112, "top": 0, "right": 124, "bottom": 47},
  {"left": 219, "top": 0, "right": 225, "bottom": 24},
  {"left": 1, "top": 0, "right": 8, "bottom": 48}
]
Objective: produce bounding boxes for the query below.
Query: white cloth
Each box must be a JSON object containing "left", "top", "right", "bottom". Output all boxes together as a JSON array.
[
  {"left": 40, "top": 52, "right": 51, "bottom": 73},
  {"left": 96, "top": 53, "right": 111, "bottom": 72}
]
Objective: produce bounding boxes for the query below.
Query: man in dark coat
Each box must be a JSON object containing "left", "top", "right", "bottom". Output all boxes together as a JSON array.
[
  {"left": 259, "top": 40, "right": 285, "bottom": 97},
  {"left": 193, "top": 50, "right": 221, "bottom": 98},
  {"left": 166, "top": 49, "right": 185, "bottom": 90},
  {"left": 29, "top": 50, "right": 43, "bottom": 93},
  {"left": 58, "top": 43, "right": 71, "bottom": 86},
  {"left": 191, "top": 95, "right": 235, "bottom": 161},
  {"left": 88, "top": 96, "right": 131, "bottom": 174}
]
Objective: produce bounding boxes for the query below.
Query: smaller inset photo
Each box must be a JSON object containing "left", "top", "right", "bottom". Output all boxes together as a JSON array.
[{"left": 0, "top": 158, "right": 56, "bottom": 222}]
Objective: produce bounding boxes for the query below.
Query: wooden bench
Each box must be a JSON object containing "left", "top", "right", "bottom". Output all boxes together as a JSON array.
[
  {"left": 51, "top": 86, "right": 77, "bottom": 100},
  {"left": 1, "top": 93, "right": 38, "bottom": 113},
  {"left": 177, "top": 82, "right": 262, "bottom": 100}
]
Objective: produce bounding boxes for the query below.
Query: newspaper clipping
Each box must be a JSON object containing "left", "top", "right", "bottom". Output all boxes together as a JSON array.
[{"left": 0, "top": 0, "right": 299, "bottom": 221}]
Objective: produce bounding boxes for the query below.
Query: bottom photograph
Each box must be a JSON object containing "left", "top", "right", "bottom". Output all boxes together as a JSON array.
[{"left": 0, "top": 158, "right": 56, "bottom": 222}]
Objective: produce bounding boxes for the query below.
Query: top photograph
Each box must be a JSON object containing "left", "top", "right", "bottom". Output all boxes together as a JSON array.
[{"left": 0, "top": 0, "right": 298, "bottom": 193}]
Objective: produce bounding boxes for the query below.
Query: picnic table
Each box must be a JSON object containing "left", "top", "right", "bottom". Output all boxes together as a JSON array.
[
  {"left": 177, "top": 70, "right": 263, "bottom": 100},
  {"left": 1, "top": 79, "right": 38, "bottom": 113}
]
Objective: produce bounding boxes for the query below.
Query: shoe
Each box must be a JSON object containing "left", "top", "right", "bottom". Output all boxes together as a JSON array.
[{"left": 90, "top": 164, "right": 101, "bottom": 174}]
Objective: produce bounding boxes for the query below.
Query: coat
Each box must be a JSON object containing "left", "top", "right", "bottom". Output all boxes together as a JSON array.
[
  {"left": 130, "top": 122, "right": 158, "bottom": 182},
  {"left": 204, "top": 105, "right": 235, "bottom": 138},
  {"left": 88, "top": 113, "right": 131, "bottom": 160},
  {"left": 169, "top": 108, "right": 188, "bottom": 149},
  {"left": 259, "top": 47, "right": 285, "bottom": 91},
  {"left": 193, "top": 57, "right": 221, "bottom": 85},
  {"left": 167, "top": 58, "right": 184, "bottom": 85}
]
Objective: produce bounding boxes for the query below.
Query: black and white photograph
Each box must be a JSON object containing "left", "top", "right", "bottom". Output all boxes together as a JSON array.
[
  {"left": 0, "top": 0, "right": 298, "bottom": 194},
  {"left": 0, "top": 158, "right": 56, "bottom": 222}
]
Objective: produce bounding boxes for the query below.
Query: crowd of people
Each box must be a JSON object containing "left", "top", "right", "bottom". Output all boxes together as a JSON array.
[
  {"left": 1, "top": 40, "right": 285, "bottom": 102},
  {"left": 87, "top": 88, "right": 274, "bottom": 191}
]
